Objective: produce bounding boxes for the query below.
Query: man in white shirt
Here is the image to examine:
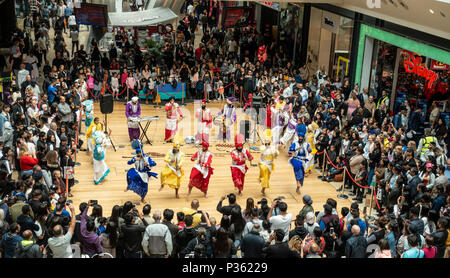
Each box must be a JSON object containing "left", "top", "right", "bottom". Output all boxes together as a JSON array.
[
  {"left": 298, "top": 83, "right": 308, "bottom": 104},
  {"left": 141, "top": 211, "right": 173, "bottom": 258},
  {"left": 48, "top": 204, "right": 76, "bottom": 258},
  {"left": 17, "top": 64, "right": 30, "bottom": 89},
  {"left": 267, "top": 200, "right": 292, "bottom": 242},
  {"left": 187, "top": 3, "right": 194, "bottom": 14},
  {"left": 282, "top": 82, "right": 292, "bottom": 99}
]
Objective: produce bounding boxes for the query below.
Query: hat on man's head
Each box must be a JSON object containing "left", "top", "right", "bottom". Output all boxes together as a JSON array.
[{"left": 302, "top": 195, "right": 313, "bottom": 205}]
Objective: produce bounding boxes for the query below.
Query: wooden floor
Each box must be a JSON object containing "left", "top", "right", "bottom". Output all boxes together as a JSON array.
[{"left": 71, "top": 101, "right": 351, "bottom": 221}]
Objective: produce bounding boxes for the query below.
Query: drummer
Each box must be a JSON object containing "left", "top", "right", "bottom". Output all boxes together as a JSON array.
[{"left": 216, "top": 97, "right": 237, "bottom": 142}]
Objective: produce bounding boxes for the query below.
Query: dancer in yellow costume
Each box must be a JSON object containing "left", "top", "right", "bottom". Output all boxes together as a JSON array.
[
  {"left": 258, "top": 129, "right": 279, "bottom": 196},
  {"left": 159, "top": 134, "right": 184, "bottom": 198},
  {"left": 86, "top": 117, "right": 103, "bottom": 155},
  {"left": 305, "top": 124, "right": 317, "bottom": 175}
]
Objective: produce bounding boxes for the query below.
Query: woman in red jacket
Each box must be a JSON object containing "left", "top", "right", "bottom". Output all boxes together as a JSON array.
[{"left": 19, "top": 147, "right": 39, "bottom": 178}]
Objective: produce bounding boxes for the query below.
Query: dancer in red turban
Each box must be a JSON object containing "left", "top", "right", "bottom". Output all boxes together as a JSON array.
[
  {"left": 188, "top": 141, "right": 213, "bottom": 198},
  {"left": 230, "top": 134, "right": 253, "bottom": 195}
]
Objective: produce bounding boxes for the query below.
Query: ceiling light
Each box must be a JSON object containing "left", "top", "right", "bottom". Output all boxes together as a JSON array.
[
  {"left": 429, "top": 9, "right": 435, "bottom": 14},
  {"left": 436, "top": 0, "right": 450, "bottom": 4}
]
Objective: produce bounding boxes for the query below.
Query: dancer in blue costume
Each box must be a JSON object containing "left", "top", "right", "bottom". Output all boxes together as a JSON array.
[
  {"left": 288, "top": 132, "right": 311, "bottom": 195},
  {"left": 93, "top": 131, "right": 110, "bottom": 184},
  {"left": 125, "top": 144, "right": 157, "bottom": 203},
  {"left": 82, "top": 100, "right": 94, "bottom": 131}
]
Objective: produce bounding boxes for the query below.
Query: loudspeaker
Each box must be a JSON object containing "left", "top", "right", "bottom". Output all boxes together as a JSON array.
[
  {"left": 100, "top": 94, "right": 114, "bottom": 114},
  {"left": 239, "top": 120, "right": 251, "bottom": 141}
]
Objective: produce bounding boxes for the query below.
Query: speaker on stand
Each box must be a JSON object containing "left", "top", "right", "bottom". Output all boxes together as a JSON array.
[{"left": 100, "top": 94, "right": 119, "bottom": 151}]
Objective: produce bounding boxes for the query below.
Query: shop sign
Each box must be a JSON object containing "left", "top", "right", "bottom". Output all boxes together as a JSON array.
[
  {"left": 260, "top": 1, "right": 279, "bottom": 11},
  {"left": 402, "top": 50, "right": 437, "bottom": 89},
  {"left": 431, "top": 60, "right": 449, "bottom": 70}
]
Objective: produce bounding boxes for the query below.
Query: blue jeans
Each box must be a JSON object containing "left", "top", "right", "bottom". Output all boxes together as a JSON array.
[
  {"left": 231, "top": 240, "right": 241, "bottom": 258},
  {"left": 21, "top": 169, "right": 33, "bottom": 178}
]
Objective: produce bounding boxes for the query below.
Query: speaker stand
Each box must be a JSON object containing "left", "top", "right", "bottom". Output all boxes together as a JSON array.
[{"left": 104, "top": 114, "right": 117, "bottom": 152}]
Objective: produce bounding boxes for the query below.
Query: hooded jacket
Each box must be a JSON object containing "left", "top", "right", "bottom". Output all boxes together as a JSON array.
[
  {"left": 14, "top": 239, "right": 42, "bottom": 258},
  {"left": 174, "top": 227, "right": 197, "bottom": 256},
  {"left": 0, "top": 232, "right": 23, "bottom": 258}
]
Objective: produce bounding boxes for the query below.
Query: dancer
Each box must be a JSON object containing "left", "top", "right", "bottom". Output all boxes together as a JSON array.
[
  {"left": 230, "top": 134, "right": 254, "bottom": 196},
  {"left": 258, "top": 129, "right": 279, "bottom": 196},
  {"left": 279, "top": 111, "right": 298, "bottom": 148},
  {"left": 188, "top": 141, "right": 213, "bottom": 198},
  {"left": 305, "top": 124, "right": 318, "bottom": 175},
  {"left": 288, "top": 132, "right": 311, "bottom": 195},
  {"left": 92, "top": 131, "right": 110, "bottom": 185},
  {"left": 271, "top": 97, "right": 289, "bottom": 145},
  {"left": 125, "top": 96, "right": 141, "bottom": 141},
  {"left": 195, "top": 99, "right": 212, "bottom": 145},
  {"left": 160, "top": 134, "right": 184, "bottom": 198},
  {"left": 125, "top": 147, "right": 157, "bottom": 204},
  {"left": 216, "top": 97, "right": 237, "bottom": 142},
  {"left": 86, "top": 117, "right": 103, "bottom": 154},
  {"left": 164, "top": 97, "right": 183, "bottom": 143},
  {"left": 82, "top": 99, "right": 94, "bottom": 132}
]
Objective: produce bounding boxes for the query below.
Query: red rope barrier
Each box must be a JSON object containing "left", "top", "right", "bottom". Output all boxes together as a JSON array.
[
  {"left": 344, "top": 167, "right": 370, "bottom": 189},
  {"left": 212, "top": 81, "right": 235, "bottom": 92},
  {"left": 325, "top": 151, "right": 345, "bottom": 170},
  {"left": 106, "top": 85, "right": 128, "bottom": 97}
]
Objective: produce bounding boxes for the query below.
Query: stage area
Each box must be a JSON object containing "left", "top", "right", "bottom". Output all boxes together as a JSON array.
[{"left": 71, "top": 101, "right": 352, "bottom": 220}]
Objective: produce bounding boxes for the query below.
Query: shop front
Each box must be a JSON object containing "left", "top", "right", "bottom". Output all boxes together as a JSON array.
[
  {"left": 356, "top": 24, "right": 450, "bottom": 114},
  {"left": 306, "top": 7, "right": 354, "bottom": 81}
]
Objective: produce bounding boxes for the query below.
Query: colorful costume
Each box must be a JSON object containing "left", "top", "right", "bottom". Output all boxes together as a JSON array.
[
  {"left": 161, "top": 134, "right": 184, "bottom": 189},
  {"left": 93, "top": 131, "right": 110, "bottom": 184},
  {"left": 82, "top": 100, "right": 94, "bottom": 132},
  {"left": 280, "top": 113, "right": 298, "bottom": 146},
  {"left": 271, "top": 101, "right": 289, "bottom": 144},
  {"left": 230, "top": 134, "right": 254, "bottom": 192},
  {"left": 305, "top": 125, "right": 318, "bottom": 173},
  {"left": 164, "top": 101, "right": 183, "bottom": 141},
  {"left": 126, "top": 147, "right": 157, "bottom": 200},
  {"left": 216, "top": 97, "right": 237, "bottom": 142},
  {"left": 195, "top": 100, "right": 213, "bottom": 145},
  {"left": 288, "top": 132, "right": 311, "bottom": 186},
  {"left": 188, "top": 142, "right": 214, "bottom": 194},
  {"left": 125, "top": 96, "right": 141, "bottom": 141},
  {"left": 259, "top": 129, "right": 279, "bottom": 189},
  {"left": 86, "top": 120, "right": 103, "bottom": 152}
]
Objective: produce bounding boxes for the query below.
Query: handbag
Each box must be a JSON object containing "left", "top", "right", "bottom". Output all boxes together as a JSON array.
[{"left": 334, "top": 173, "right": 343, "bottom": 182}]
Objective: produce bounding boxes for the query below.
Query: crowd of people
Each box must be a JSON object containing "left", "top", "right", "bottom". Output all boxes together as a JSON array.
[{"left": 0, "top": 0, "right": 449, "bottom": 258}]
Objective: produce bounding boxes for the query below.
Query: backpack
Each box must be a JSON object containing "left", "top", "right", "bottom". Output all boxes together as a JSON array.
[{"left": 184, "top": 238, "right": 207, "bottom": 258}]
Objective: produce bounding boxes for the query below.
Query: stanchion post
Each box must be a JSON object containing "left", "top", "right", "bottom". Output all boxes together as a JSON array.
[
  {"left": 182, "top": 83, "right": 185, "bottom": 104},
  {"left": 337, "top": 167, "right": 348, "bottom": 199},
  {"left": 321, "top": 151, "right": 326, "bottom": 178},
  {"left": 369, "top": 184, "right": 375, "bottom": 216}
]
